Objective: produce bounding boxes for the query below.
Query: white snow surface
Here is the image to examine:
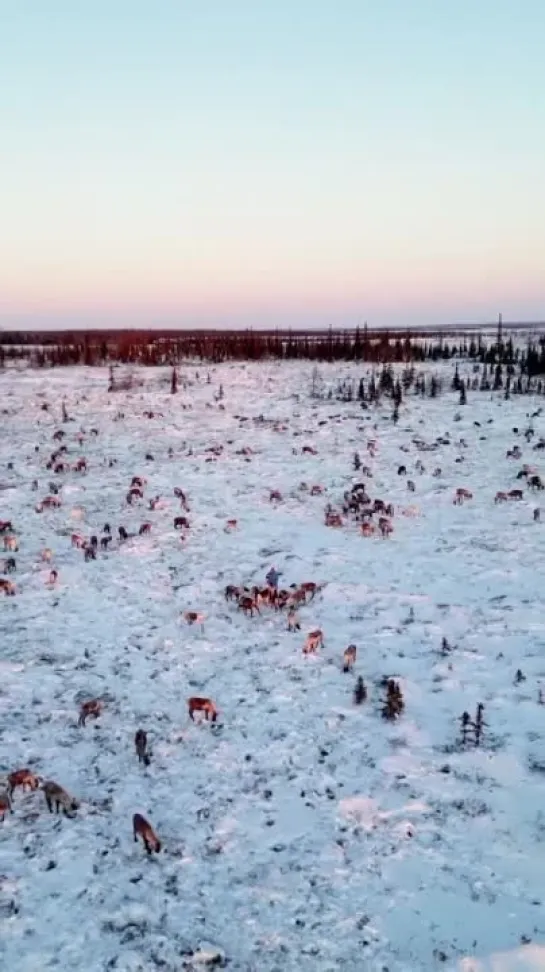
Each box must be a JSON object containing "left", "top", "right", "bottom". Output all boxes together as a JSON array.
[{"left": 1, "top": 361, "right": 545, "bottom": 972}]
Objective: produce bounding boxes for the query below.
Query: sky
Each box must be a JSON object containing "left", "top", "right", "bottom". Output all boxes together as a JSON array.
[{"left": 1, "top": 0, "right": 544, "bottom": 331}]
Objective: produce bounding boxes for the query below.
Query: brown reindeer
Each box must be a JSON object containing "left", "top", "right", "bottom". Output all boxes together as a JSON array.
[
  {"left": 361, "top": 521, "right": 375, "bottom": 537},
  {"left": 302, "top": 445, "right": 318, "bottom": 455},
  {"left": 299, "top": 581, "right": 322, "bottom": 601},
  {"left": 41, "top": 547, "right": 53, "bottom": 562},
  {"left": 269, "top": 489, "right": 283, "bottom": 503},
  {"left": 325, "top": 511, "right": 343, "bottom": 527},
  {"left": 225, "top": 519, "right": 238, "bottom": 531},
  {"left": 224, "top": 584, "right": 241, "bottom": 601},
  {"left": 343, "top": 644, "right": 357, "bottom": 672},
  {"left": 135, "top": 729, "right": 150, "bottom": 766},
  {"left": 378, "top": 517, "right": 394, "bottom": 537},
  {"left": 7, "top": 769, "right": 41, "bottom": 797},
  {"left": 183, "top": 610, "right": 205, "bottom": 631},
  {"left": 4, "top": 535, "right": 18, "bottom": 552},
  {"left": 0, "top": 791, "right": 12, "bottom": 821},
  {"left": 174, "top": 516, "right": 190, "bottom": 530},
  {"left": 303, "top": 629, "right": 324, "bottom": 654},
  {"left": 310, "top": 484, "right": 324, "bottom": 495},
  {"left": 188, "top": 697, "right": 218, "bottom": 722},
  {"left": 78, "top": 698, "right": 103, "bottom": 727},
  {"left": 454, "top": 487, "right": 473, "bottom": 504},
  {"left": 42, "top": 781, "right": 78, "bottom": 817},
  {"left": 71, "top": 532, "right": 86, "bottom": 548},
  {"left": 238, "top": 594, "right": 260, "bottom": 617},
  {"left": 133, "top": 813, "right": 161, "bottom": 854},
  {"left": 0, "top": 579, "right": 16, "bottom": 596},
  {"left": 508, "top": 489, "right": 523, "bottom": 501},
  {"left": 287, "top": 607, "right": 301, "bottom": 631},
  {"left": 37, "top": 495, "right": 61, "bottom": 512},
  {"left": 494, "top": 491, "right": 508, "bottom": 503},
  {"left": 139, "top": 522, "right": 152, "bottom": 535},
  {"left": 74, "top": 457, "right": 87, "bottom": 472},
  {"left": 0, "top": 520, "right": 13, "bottom": 533}
]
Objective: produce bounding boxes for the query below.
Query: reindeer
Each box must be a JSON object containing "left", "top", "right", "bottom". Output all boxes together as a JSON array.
[
  {"left": 74, "top": 457, "right": 87, "bottom": 472},
  {"left": 325, "top": 511, "right": 343, "bottom": 527},
  {"left": 78, "top": 699, "right": 103, "bottom": 727},
  {"left": 4, "top": 557, "right": 16, "bottom": 573},
  {"left": 224, "top": 584, "right": 241, "bottom": 602},
  {"left": 224, "top": 519, "right": 238, "bottom": 532},
  {"left": 0, "top": 791, "right": 12, "bottom": 821},
  {"left": 508, "top": 489, "right": 523, "bottom": 501},
  {"left": 361, "top": 521, "right": 375, "bottom": 537},
  {"left": 183, "top": 610, "right": 205, "bottom": 631},
  {"left": 269, "top": 489, "right": 283, "bottom": 503},
  {"left": 134, "top": 729, "right": 150, "bottom": 766},
  {"left": 494, "top": 491, "right": 508, "bottom": 503},
  {"left": 238, "top": 594, "right": 260, "bottom": 617},
  {"left": 41, "top": 547, "right": 53, "bottom": 563},
  {"left": 133, "top": 813, "right": 161, "bottom": 854},
  {"left": 343, "top": 644, "right": 357, "bottom": 672},
  {"left": 0, "top": 520, "right": 13, "bottom": 533},
  {"left": 174, "top": 516, "right": 190, "bottom": 531},
  {"left": 3, "top": 535, "right": 18, "bottom": 552},
  {"left": 302, "top": 445, "right": 318, "bottom": 455},
  {"left": 303, "top": 629, "right": 324, "bottom": 654},
  {"left": 37, "top": 495, "right": 61, "bottom": 511},
  {"left": 0, "top": 579, "right": 16, "bottom": 596},
  {"left": 174, "top": 487, "right": 189, "bottom": 511},
  {"left": 7, "top": 769, "right": 41, "bottom": 797},
  {"left": 378, "top": 517, "right": 394, "bottom": 538},
  {"left": 454, "top": 487, "right": 473, "bottom": 504},
  {"left": 299, "top": 581, "right": 322, "bottom": 601},
  {"left": 139, "top": 522, "right": 152, "bottom": 535},
  {"left": 188, "top": 697, "right": 218, "bottom": 722},
  {"left": 71, "top": 532, "right": 86, "bottom": 548},
  {"left": 42, "top": 781, "right": 79, "bottom": 817},
  {"left": 287, "top": 607, "right": 301, "bottom": 631},
  {"left": 310, "top": 485, "right": 324, "bottom": 496}
]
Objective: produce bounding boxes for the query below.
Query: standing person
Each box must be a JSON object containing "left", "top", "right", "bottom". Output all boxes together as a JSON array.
[{"left": 266, "top": 565, "right": 282, "bottom": 590}]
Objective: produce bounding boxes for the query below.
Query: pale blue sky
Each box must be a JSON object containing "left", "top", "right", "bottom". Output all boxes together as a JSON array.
[{"left": 1, "top": 0, "right": 544, "bottom": 329}]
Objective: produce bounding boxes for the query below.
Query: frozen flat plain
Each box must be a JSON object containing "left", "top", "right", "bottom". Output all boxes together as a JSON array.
[{"left": 1, "top": 361, "right": 545, "bottom": 972}]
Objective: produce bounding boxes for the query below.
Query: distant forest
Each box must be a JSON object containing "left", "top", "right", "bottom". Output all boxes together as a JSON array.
[{"left": 1, "top": 324, "right": 545, "bottom": 380}]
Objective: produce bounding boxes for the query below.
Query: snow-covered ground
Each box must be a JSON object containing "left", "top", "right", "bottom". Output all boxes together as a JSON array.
[{"left": 1, "top": 361, "right": 545, "bottom": 972}]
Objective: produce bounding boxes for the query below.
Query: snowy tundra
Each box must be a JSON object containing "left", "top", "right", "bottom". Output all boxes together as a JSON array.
[{"left": 1, "top": 361, "right": 545, "bottom": 972}]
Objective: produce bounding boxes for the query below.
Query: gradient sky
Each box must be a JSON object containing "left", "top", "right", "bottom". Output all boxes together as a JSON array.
[{"left": 1, "top": 0, "right": 544, "bottom": 330}]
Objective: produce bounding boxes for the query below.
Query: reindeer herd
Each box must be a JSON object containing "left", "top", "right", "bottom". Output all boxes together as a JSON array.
[{"left": 1, "top": 373, "right": 543, "bottom": 886}]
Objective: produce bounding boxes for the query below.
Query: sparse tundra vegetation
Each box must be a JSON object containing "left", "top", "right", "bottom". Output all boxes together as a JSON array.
[{"left": 1, "top": 328, "right": 545, "bottom": 972}]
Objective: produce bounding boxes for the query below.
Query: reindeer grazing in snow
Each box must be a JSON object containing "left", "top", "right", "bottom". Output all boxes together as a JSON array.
[
  {"left": 343, "top": 644, "right": 357, "bottom": 672},
  {"left": 303, "top": 629, "right": 324, "bottom": 654},
  {"left": 7, "top": 769, "right": 41, "bottom": 797},
  {"left": 133, "top": 813, "right": 161, "bottom": 854},
  {"left": 183, "top": 610, "right": 205, "bottom": 631},
  {"left": 78, "top": 699, "right": 103, "bottom": 727},
  {"left": 134, "top": 729, "right": 150, "bottom": 766},
  {"left": 287, "top": 607, "right": 301, "bottom": 631},
  {"left": 42, "top": 781, "right": 79, "bottom": 817},
  {"left": 0, "top": 792, "right": 12, "bottom": 821},
  {"left": 188, "top": 697, "right": 218, "bottom": 723}
]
